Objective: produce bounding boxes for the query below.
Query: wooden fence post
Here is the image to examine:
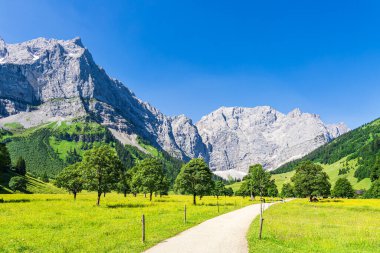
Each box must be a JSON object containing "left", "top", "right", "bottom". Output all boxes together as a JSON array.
[
  {"left": 142, "top": 214, "right": 145, "bottom": 243},
  {"left": 259, "top": 198, "right": 264, "bottom": 239},
  {"left": 184, "top": 204, "right": 187, "bottom": 224}
]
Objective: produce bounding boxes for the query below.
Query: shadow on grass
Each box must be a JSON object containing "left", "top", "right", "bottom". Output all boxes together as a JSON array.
[
  {"left": 319, "top": 199, "right": 344, "bottom": 203},
  {"left": 0, "top": 199, "right": 31, "bottom": 203},
  {"left": 106, "top": 203, "right": 152, "bottom": 208},
  {"left": 201, "top": 203, "right": 235, "bottom": 207},
  {"left": 154, "top": 199, "right": 181, "bottom": 203}
]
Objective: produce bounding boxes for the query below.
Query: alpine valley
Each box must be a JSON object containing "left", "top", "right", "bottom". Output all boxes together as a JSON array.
[{"left": 0, "top": 37, "right": 348, "bottom": 182}]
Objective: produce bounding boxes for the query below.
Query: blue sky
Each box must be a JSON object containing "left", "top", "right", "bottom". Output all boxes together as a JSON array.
[{"left": 1, "top": 0, "right": 380, "bottom": 128}]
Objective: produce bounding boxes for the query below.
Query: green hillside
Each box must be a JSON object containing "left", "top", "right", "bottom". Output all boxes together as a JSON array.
[
  {"left": 0, "top": 170, "right": 65, "bottom": 194},
  {"left": 0, "top": 118, "right": 183, "bottom": 192},
  {"left": 272, "top": 159, "right": 371, "bottom": 191},
  {"left": 273, "top": 118, "right": 380, "bottom": 185}
]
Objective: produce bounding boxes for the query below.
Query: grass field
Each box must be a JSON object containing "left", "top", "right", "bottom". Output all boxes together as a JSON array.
[
  {"left": 248, "top": 199, "right": 380, "bottom": 253},
  {"left": 0, "top": 193, "right": 256, "bottom": 252}
]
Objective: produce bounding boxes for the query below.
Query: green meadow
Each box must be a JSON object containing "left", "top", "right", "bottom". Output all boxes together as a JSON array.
[
  {"left": 248, "top": 199, "right": 380, "bottom": 253},
  {"left": 0, "top": 193, "right": 255, "bottom": 253},
  {"left": 230, "top": 158, "right": 372, "bottom": 193},
  {"left": 272, "top": 159, "right": 372, "bottom": 191}
]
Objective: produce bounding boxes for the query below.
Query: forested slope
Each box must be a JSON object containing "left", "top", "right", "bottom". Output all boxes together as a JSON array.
[{"left": 273, "top": 118, "right": 380, "bottom": 183}]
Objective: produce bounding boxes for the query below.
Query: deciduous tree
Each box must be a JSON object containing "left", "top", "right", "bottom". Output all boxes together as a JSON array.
[
  {"left": 131, "top": 158, "right": 166, "bottom": 201},
  {"left": 174, "top": 158, "right": 213, "bottom": 205},
  {"left": 81, "top": 145, "right": 123, "bottom": 205},
  {"left": 281, "top": 183, "right": 295, "bottom": 198},
  {"left": 213, "top": 180, "right": 226, "bottom": 199},
  {"left": 332, "top": 178, "right": 355, "bottom": 198},
  {"left": 55, "top": 163, "right": 84, "bottom": 200},
  {"left": 291, "top": 161, "right": 331, "bottom": 201}
]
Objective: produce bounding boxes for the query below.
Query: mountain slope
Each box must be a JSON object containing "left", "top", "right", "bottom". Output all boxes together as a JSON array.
[
  {"left": 0, "top": 37, "right": 348, "bottom": 179},
  {"left": 0, "top": 37, "right": 208, "bottom": 162},
  {"left": 196, "top": 106, "right": 348, "bottom": 176},
  {"left": 273, "top": 117, "right": 380, "bottom": 185}
]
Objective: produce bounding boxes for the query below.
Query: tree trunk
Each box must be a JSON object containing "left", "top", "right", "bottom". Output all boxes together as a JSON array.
[
  {"left": 144, "top": 193, "right": 146, "bottom": 198},
  {"left": 149, "top": 192, "right": 153, "bottom": 201},
  {"left": 104, "top": 192, "right": 106, "bottom": 197},
  {"left": 133, "top": 193, "right": 137, "bottom": 197},
  {"left": 123, "top": 190, "right": 127, "bottom": 197},
  {"left": 193, "top": 193, "right": 196, "bottom": 205},
  {"left": 73, "top": 191, "right": 77, "bottom": 200},
  {"left": 309, "top": 196, "right": 313, "bottom": 202},
  {"left": 97, "top": 192, "right": 101, "bottom": 206}
]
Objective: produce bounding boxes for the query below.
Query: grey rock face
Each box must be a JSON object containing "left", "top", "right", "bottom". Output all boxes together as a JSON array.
[
  {"left": 0, "top": 37, "right": 208, "bottom": 161},
  {"left": 196, "top": 106, "right": 349, "bottom": 175},
  {"left": 0, "top": 37, "right": 347, "bottom": 176}
]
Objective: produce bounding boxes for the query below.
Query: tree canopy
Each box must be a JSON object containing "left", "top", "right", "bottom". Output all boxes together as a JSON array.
[
  {"left": 14, "top": 156, "right": 26, "bottom": 176},
  {"left": 81, "top": 145, "right": 123, "bottom": 205},
  {"left": 370, "top": 157, "right": 380, "bottom": 182},
  {"left": 0, "top": 143, "right": 11, "bottom": 172},
  {"left": 291, "top": 161, "right": 331, "bottom": 201},
  {"left": 332, "top": 178, "right": 355, "bottom": 198},
  {"left": 9, "top": 176, "right": 27, "bottom": 192},
  {"left": 55, "top": 163, "right": 84, "bottom": 200},
  {"left": 213, "top": 180, "right": 226, "bottom": 199},
  {"left": 365, "top": 180, "right": 380, "bottom": 198},
  {"left": 240, "top": 164, "right": 271, "bottom": 199},
  {"left": 281, "top": 183, "right": 295, "bottom": 198},
  {"left": 131, "top": 158, "right": 166, "bottom": 201},
  {"left": 174, "top": 158, "right": 213, "bottom": 205}
]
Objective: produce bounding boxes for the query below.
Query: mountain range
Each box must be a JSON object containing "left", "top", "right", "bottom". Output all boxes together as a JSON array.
[{"left": 0, "top": 37, "right": 348, "bottom": 178}]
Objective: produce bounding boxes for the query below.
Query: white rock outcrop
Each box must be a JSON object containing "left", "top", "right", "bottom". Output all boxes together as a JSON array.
[{"left": 196, "top": 106, "right": 349, "bottom": 177}]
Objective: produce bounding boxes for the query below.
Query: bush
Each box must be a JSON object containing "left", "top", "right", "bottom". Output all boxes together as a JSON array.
[{"left": 9, "top": 176, "right": 27, "bottom": 192}]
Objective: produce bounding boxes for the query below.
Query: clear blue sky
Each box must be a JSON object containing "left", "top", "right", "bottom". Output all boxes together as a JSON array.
[{"left": 1, "top": 0, "right": 380, "bottom": 128}]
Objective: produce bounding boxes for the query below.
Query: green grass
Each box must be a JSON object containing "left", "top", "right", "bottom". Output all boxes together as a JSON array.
[
  {"left": 272, "top": 158, "right": 372, "bottom": 191},
  {"left": 230, "top": 181, "right": 243, "bottom": 192},
  {"left": 0, "top": 193, "right": 257, "bottom": 252},
  {"left": 229, "top": 158, "right": 372, "bottom": 194},
  {"left": 248, "top": 199, "right": 380, "bottom": 253},
  {"left": 3, "top": 122, "right": 24, "bottom": 132}
]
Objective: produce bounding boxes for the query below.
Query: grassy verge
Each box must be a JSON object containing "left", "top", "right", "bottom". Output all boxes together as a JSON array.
[
  {"left": 0, "top": 193, "right": 257, "bottom": 252},
  {"left": 248, "top": 199, "right": 380, "bottom": 253}
]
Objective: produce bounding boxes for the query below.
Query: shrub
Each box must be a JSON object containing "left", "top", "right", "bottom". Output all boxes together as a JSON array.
[{"left": 9, "top": 176, "right": 27, "bottom": 192}]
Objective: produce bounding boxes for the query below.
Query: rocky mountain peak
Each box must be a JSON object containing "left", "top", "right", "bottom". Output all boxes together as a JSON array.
[
  {"left": 0, "top": 36, "right": 349, "bottom": 179},
  {"left": 0, "top": 36, "right": 209, "bottom": 162},
  {"left": 196, "top": 106, "right": 348, "bottom": 178},
  {"left": 0, "top": 37, "right": 7, "bottom": 59}
]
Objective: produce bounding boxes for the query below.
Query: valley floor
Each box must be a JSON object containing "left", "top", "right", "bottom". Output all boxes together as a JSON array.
[
  {"left": 248, "top": 199, "right": 380, "bottom": 253},
  {"left": 0, "top": 193, "right": 256, "bottom": 253}
]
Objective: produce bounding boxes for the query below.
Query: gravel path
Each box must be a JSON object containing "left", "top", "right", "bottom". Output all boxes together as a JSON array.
[{"left": 144, "top": 202, "right": 276, "bottom": 253}]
